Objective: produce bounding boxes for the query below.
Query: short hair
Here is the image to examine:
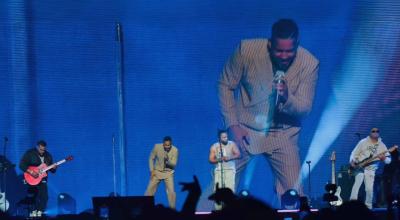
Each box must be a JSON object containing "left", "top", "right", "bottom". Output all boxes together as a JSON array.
[
  {"left": 217, "top": 129, "right": 228, "bottom": 139},
  {"left": 163, "top": 136, "right": 172, "bottom": 142},
  {"left": 37, "top": 140, "right": 47, "bottom": 147},
  {"left": 271, "top": 19, "right": 299, "bottom": 42}
]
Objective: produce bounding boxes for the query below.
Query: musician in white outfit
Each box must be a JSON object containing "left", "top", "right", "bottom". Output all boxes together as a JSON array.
[
  {"left": 349, "top": 128, "right": 392, "bottom": 209},
  {"left": 209, "top": 130, "right": 240, "bottom": 210}
]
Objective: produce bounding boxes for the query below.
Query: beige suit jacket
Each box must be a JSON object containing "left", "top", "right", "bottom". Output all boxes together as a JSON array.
[
  {"left": 218, "top": 39, "right": 319, "bottom": 154},
  {"left": 149, "top": 143, "right": 178, "bottom": 178}
]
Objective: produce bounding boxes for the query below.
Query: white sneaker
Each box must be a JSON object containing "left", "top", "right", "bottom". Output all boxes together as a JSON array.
[
  {"left": 29, "top": 210, "right": 37, "bottom": 217},
  {"left": 37, "top": 210, "right": 42, "bottom": 217}
]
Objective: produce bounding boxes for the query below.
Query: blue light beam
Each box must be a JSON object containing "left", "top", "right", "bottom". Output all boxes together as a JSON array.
[{"left": 300, "top": 1, "right": 400, "bottom": 183}]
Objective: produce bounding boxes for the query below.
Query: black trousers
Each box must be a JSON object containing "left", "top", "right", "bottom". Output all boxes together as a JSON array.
[{"left": 28, "top": 182, "right": 48, "bottom": 212}]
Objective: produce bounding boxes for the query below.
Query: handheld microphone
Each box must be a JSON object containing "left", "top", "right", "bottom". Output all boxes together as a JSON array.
[
  {"left": 115, "top": 23, "right": 122, "bottom": 42},
  {"left": 164, "top": 153, "right": 169, "bottom": 161},
  {"left": 275, "top": 70, "right": 286, "bottom": 83},
  {"left": 274, "top": 70, "right": 286, "bottom": 106}
]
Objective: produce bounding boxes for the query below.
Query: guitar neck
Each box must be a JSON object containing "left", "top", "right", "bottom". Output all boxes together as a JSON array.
[
  {"left": 359, "top": 150, "right": 389, "bottom": 167},
  {"left": 331, "top": 160, "right": 336, "bottom": 184},
  {"left": 43, "top": 159, "right": 66, "bottom": 172}
]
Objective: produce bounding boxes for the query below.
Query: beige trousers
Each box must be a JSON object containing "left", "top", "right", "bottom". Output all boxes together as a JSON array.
[{"left": 144, "top": 170, "right": 176, "bottom": 209}]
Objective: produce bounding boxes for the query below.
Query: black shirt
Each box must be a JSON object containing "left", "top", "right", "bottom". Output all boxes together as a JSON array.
[{"left": 19, "top": 148, "right": 55, "bottom": 175}]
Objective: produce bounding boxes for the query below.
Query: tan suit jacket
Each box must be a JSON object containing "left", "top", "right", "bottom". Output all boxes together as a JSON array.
[
  {"left": 149, "top": 143, "right": 178, "bottom": 179},
  {"left": 218, "top": 39, "right": 319, "bottom": 154}
]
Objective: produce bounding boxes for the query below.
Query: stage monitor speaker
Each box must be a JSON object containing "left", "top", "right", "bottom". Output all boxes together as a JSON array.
[
  {"left": 337, "top": 168, "right": 360, "bottom": 202},
  {"left": 92, "top": 196, "right": 154, "bottom": 219}
]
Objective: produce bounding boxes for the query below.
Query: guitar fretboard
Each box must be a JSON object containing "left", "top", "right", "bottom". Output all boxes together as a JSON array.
[
  {"left": 43, "top": 159, "right": 67, "bottom": 172},
  {"left": 331, "top": 160, "right": 336, "bottom": 184}
]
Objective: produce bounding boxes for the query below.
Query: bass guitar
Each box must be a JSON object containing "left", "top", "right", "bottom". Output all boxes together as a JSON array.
[
  {"left": 24, "top": 155, "right": 73, "bottom": 186},
  {"left": 349, "top": 145, "right": 398, "bottom": 174},
  {"left": 329, "top": 151, "right": 343, "bottom": 206},
  {"left": 0, "top": 191, "right": 9, "bottom": 212}
]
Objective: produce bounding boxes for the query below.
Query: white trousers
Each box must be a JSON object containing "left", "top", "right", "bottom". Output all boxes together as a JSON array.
[
  {"left": 350, "top": 169, "right": 375, "bottom": 209},
  {"left": 213, "top": 169, "right": 236, "bottom": 210}
]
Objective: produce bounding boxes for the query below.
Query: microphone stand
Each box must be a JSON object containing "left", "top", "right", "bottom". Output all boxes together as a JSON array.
[
  {"left": 219, "top": 142, "right": 225, "bottom": 188},
  {"left": 111, "top": 135, "right": 117, "bottom": 196},
  {"left": 218, "top": 142, "right": 225, "bottom": 209},
  {"left": 2, "top": 137, "right": 8, "bottom": 212},
  {"left": 306, "top": 161, "right": 312, "bottom": 205},
  {"left": 355, "top": 133, "right": 361, "bottom": 141}
]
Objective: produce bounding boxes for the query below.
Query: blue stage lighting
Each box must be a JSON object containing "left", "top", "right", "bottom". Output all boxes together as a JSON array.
[{"left": 281, "top": 189, "right": 300, "bottom": 210}]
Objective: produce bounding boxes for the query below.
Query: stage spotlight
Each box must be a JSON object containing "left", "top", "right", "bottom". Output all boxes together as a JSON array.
[
  {"left": 281, "top": 189, "right": 300, "bottom": 210},
  {"left": 239, "top": 189, "right": 250, "bottom": 197},
  {"left": 58, "top": 193, "right": 76, "bottom": 215}
]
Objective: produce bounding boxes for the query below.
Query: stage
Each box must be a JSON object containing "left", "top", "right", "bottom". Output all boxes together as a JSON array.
[{"left": 1, "top": 0, "right": 400, "bottom": 218}]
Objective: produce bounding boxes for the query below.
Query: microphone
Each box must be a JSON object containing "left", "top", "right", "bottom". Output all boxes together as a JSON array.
[
  {"left": 115, "top": 23, "right": 122, "bottom": 42},
  {"left": 164, "top": 152, "right": 169, "bottom": 161},
  {"left": 242, "top": 136, "right": 250, "bottom": 145},
  {"left": 274, "top": 70, "right": 286, "bottom": 106},
  {"left": 164, "top": 149, "right": 169, "bottom": 167},
  {"left": 218, "top": 141, "right": 224, "bottom": 163},
  {"left": 306, "top": 160, "right": 311, "bottom": 164},
  {"left": 275, "top": 70, "right": 286, "bottom": 83}
]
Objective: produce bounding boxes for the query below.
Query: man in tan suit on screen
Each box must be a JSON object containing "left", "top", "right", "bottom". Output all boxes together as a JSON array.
[
  {"left": 218, "top": 19, "right": 319, "bottom": 202},
  {"left": 145, "top": 136, "right": 179, "bottom": 209}
]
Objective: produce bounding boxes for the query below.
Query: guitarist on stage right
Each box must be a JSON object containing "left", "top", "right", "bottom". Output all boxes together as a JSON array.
[
  {"left": 349, "top": 128, "right": 392, "bottom": 209},
  {"left": 19, "top": 140, "right": 56, "bottom": 217}
]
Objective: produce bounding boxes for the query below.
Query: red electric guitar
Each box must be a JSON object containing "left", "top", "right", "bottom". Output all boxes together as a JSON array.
[{"left": 24, "top": 155, "right": 73, "bottom": 186}]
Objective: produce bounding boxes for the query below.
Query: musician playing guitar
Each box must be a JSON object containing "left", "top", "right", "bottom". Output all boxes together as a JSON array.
[
  {"left": 19, "top": 140, "right": 57, "bottom": 218},
  {"left": 349, "top": 128, "right": 396, "bottom": 209}
]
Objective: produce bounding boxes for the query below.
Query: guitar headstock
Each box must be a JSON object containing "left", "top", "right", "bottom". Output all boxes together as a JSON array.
[
  {"left": 65, "top": 155, "right": 74, "bottom": 161},
  {"left": 389, "top": 145, "right": 399, "bottom": 152},
  {"left": 330, "top": 151, "right": 336, "bottom": 161}
]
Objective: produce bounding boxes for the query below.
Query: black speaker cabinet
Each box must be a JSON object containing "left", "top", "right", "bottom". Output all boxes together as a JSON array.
[{"left": 92, "top": 196, "right": 154, "bottom": 219}]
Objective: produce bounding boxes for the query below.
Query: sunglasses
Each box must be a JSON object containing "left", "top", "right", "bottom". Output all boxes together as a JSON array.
[{"left": 371, "top": 130, "right": 379, "bottom": 133}]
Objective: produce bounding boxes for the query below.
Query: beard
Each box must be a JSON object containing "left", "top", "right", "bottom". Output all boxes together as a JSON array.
[
  {"left": 270, "top": 52, "right": 296, "bottom": 72},
  {"left": 273, "top": 58, "right": 294, "bottom": 72},
  {"left": 220, "top": 140, "right": 228, "bottom": 145}
]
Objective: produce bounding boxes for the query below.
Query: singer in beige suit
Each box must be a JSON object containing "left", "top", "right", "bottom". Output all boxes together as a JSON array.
[
  {"left": 218, "top": 19, "right": 319, "bottom": 200},
  {"left": 145, "top": 136, "right": 178, "bottom": 209}
]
